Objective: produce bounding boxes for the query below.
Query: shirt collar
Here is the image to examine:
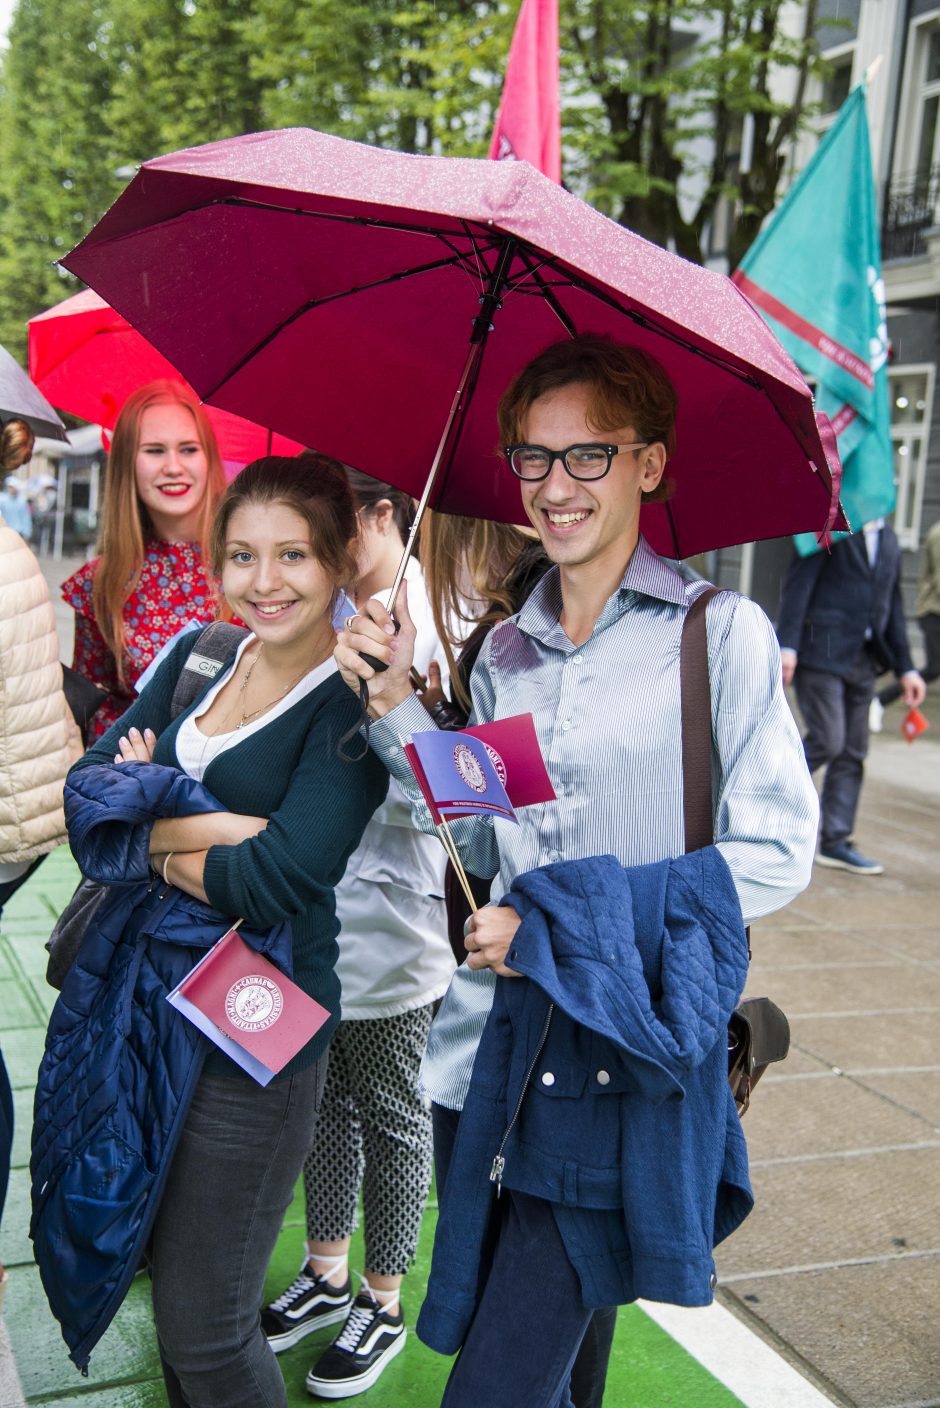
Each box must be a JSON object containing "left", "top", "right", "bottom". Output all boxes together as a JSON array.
[{"left": 515, "top": 535, "right": 690, "bottom": 649}]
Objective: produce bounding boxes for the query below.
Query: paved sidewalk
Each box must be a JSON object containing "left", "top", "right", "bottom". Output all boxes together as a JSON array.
[{"left": 714, "top": 712, "right": 940, "bottom": 1408}]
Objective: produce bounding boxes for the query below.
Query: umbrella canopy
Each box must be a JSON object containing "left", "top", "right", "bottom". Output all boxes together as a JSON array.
[
  {"left": 62, "top": 128, "right": 847, "bottom": 557},
  {"left": 0, "top": 342, "right": 67, "bottom": 442},
  {"left": 29, "top": 290, "right": 304, "bottom": 465}
]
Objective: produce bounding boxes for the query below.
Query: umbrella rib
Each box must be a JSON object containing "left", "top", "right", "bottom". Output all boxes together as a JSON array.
[
  {"left": 212, "top": 196, "right": 510, "bottom": 254},
  {"left": 508, "top": 261, "right": 764, "bottom": 390},
  {"left": 457, "top": 223, "right": 488, "bottom": 292},
  {"left": 197, "top": 248, "right": 495, "bottom": 405},
  {"left": 512, "top": 251, "right": 577, "bottom": 336},
  {"left": 78, "top": 194, "right": 505, "bottom": 267}
]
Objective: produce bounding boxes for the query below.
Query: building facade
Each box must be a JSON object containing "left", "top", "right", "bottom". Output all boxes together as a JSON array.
[{"left": 708, "top": 0, "right": 938, "bottom": 657}]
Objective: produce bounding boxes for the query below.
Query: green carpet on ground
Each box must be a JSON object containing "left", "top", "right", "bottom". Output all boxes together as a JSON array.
[{"left": 2, "top": 848, "right": 746, "bottom": 1407}]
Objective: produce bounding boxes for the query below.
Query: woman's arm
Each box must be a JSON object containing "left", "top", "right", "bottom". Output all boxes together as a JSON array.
[
  {"left": 72, "top": 631, "right": 199, "bottom": 773},
  {"left": 111, "top": 717, "right": 269, "bottom": 856},
  {"left": 200, "top": 689, "right": 390, "bottom": 929},
  {"left": 151, "top": 813, "right": 267, "bottom": 854},
  {"left": 153, "top": 849, "right": 211, "bottom": 904}
]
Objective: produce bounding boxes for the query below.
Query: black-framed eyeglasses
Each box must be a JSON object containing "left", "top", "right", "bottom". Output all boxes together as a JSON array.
[{"left": 504, "top": 442, "right": 650, "bottom": 482}]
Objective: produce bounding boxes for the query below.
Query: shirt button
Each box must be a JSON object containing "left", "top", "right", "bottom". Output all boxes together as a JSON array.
[
  {"left": 387, "top": 745, "right": 400, "bottom": 756},
  {"left": 572, "top": 653, "right": 583, "bottom": 664},
  {"left": 561, "top": 720, "right": 572, "bottom": 732},
  {"left": 596, "top": 1070, "right": 611, "bottom": 1085},
  {"left": 541, "top": 1072, "right": 556, "bottom": 1087}
]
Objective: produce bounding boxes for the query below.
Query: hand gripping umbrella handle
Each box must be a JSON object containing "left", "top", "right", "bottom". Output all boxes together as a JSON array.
[{"left": 360, "top": 618, "right": 400, "bottom": 676}]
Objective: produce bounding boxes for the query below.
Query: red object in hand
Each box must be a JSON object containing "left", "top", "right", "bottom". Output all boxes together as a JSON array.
[{"left": 902, "top": 707, "right": 930, "bottom": 743}]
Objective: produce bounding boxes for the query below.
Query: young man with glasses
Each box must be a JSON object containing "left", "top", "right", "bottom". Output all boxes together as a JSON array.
[{"left": 335, "top": 333, "right": 818, "bottom": 1407}]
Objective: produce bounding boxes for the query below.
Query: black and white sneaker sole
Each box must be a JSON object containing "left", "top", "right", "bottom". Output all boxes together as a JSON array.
[
  {"left": 266, "top": 1302, "right": 353, "bottom": 1354},
  {"left": 305, "top": 1327, "right": 407, "bottom": 1398}
]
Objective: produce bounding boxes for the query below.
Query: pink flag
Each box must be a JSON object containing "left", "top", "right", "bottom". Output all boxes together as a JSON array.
[
  {"left": 488, "top": 0, "right": 561, "bottom": 184},
  {"left": 464, "top": 714, "right": 556, "bottom": 808}
]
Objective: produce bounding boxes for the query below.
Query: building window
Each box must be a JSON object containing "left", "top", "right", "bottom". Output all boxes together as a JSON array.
[
  {"left": 884, "top": 16, "right": 940, "bottom": 258},
  {"left": 889, "top": 364, "right": 935, "bottom": 548},
  {"left": 913, "top": 27, "right": 940, "bottom": 176},
  {"left": 821, "top": 54, "right": 854, "bottom": 115}
]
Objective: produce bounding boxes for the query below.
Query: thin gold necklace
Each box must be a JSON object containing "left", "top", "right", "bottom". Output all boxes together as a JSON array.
[{"left": 235, "top": 644, "right": 313, "bottom": 730}]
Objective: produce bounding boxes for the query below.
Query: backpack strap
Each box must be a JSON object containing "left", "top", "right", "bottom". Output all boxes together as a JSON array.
[
  {"left": 169, "top": 621, "right": 250, "bottom": 720},
  {"left": 680, "top": 586, "right": 720, "bottom": 853}
]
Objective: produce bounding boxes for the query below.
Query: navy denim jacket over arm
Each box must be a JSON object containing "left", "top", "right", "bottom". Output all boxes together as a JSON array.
[{"left": 417, "top": 848, "right": 752, "bottom": 1355}]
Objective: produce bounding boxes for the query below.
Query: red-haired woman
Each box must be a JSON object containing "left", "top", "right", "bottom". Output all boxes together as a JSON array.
[{"left": 62, "top": 380, "right": 226, "bottom": 737}]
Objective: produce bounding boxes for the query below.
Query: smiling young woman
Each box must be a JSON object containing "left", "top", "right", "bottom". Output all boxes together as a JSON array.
[
  {"left": 48, "top": 453, "right": 389, "bottom": 1408},
  {"left": 61, "top": 380, "right": 226, "bottom": 738}
]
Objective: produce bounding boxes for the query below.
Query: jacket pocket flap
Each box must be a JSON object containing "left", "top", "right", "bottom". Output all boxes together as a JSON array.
[{"left": 528, "top": 1060, "right": 587, "bottom": 1098}]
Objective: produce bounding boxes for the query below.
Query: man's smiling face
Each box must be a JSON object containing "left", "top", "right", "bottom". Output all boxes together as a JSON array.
[{"left": 518, "top": 382, "right": 665, "bottom": 573}]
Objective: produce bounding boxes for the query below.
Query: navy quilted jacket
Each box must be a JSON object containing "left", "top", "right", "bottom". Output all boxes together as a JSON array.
[
  {"left": 30, "top": 761, "right": 293, "bottom": 1373},
  {"left": 417, "top": 849, "right": 753, "bottom": 1355}
]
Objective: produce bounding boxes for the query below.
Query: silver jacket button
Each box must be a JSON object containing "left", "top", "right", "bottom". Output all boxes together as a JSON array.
[
  {"left": 541, "top": 1072, "right": 556, "bottom": 1087},
  {"left": 596, "top": 1069, "right": 611, "bottom": 1085}
]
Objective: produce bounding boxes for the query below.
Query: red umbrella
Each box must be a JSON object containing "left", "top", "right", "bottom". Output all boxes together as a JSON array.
[
  {"left": 28, "top": 290, "right": 304, "bottom": 465},
  {"left": 62, "top": 128, "right": 846, "bottom": 573}
]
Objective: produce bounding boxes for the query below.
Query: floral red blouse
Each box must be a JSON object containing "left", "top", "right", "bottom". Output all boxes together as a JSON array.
[{"left": 62, "top": 540, "right": 219, "bottom": 739}]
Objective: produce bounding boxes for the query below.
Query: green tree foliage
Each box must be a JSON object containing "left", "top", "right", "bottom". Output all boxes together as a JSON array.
[
  {"left": 0, "top": 0, "right": 825, "bottom": 357},
  {"left": 108, "top": 0, "right": 263, "bottom": 165},
  {"left": 247, "top": 0, "right": 513, "bottom": 155},
  {"left": 0, "top": 0, "right": 116, "bottom": 354},
  {"left": 562, "top": 0, "right": 825, "bottom": 267}
]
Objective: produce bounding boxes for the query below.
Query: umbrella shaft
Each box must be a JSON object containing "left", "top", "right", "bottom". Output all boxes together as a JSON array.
[
  {"left": 385, "top": 236, "right": 519, "bottom": 620},
  {"left": 385, "top": 342, "right": 481, "bottom": 619}
]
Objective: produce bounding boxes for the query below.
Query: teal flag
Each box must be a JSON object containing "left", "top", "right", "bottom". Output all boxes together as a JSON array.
[{"left": 734, "top": 85, "right": 892, "bottom": 554}]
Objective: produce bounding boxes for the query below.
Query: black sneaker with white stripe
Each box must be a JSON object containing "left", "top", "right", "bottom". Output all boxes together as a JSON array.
[
  {"left": 261, "top": 1262, "right": 352, "bottom": 1353},
  {"left": 305, "top": 1289, "right": 405, "bottom": 1398}
]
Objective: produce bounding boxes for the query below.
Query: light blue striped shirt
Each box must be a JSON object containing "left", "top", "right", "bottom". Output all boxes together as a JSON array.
[{"left": 371, "top": 538, "right": 818, "bottom": 1110}]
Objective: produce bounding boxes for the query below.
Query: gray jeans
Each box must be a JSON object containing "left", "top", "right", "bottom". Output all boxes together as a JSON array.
[
  {"left": 151, "top": 1059, "right": 327, "bottom": 1408},
  {"left": 795, "top": 652, "right": 876, "bottom": 846}
]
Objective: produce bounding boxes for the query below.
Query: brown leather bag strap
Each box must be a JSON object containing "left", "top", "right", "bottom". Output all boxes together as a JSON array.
[{"left": 680, "top": 586, "right": 720, "bottom": 854}]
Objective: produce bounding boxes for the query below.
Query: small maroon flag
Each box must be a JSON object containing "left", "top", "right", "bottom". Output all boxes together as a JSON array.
[
  {"left": 488, "top": 0, "right": 561, "bottom": 184},
  {"left": 405, "top": 731, "right": 517, "bottom": 824},
  {"left": 463, "top": 713, "right": 556, "bottom": 808},
  {"left": 167, "top": 929, "right": 331, "bottom": 1085},
  {"left": 404, "top": 713, "right": 555, "bottom": 824}
]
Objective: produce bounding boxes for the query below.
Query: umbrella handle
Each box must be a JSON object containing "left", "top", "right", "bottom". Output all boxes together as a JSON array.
[{"left": 360, "top": 616, "right": 401, "bottom": 677}]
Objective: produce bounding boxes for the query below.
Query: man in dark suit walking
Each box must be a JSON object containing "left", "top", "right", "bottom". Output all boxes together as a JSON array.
[{"left": 776, "top": 522, "right": 926, "bottom": 874}]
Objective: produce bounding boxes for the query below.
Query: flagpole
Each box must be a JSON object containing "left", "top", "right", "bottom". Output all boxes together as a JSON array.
[
  {"left": 397, "top": 731, "right": 479, "bottom": 912},
  {"left": 440, "top": 817, "right": 478, "bottom": 914},
  {"left": 436, "top": 823, "right": 479, "bottom": 914}
]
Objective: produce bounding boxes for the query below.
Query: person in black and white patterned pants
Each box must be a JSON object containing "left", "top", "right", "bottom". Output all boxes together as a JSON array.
[
  {"left": 304, "top": 1006, "right": 435, "bottom": 1275},
  {"left": 261, "top": 476, "right": 456, "bottom": 1399}
]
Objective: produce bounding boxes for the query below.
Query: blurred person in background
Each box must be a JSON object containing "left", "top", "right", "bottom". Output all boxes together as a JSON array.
[
  {"left": 0, "top": 476, "right": 32, "bottom": 540},
  {"left": 872, "top": 515, "right": 940, "bottom": 727},
  {"left": 61, "top": 381, "right": 226, "bottom": 739},
  {"left": 777, "top": 521, "right": 925, "bottom": 875}
]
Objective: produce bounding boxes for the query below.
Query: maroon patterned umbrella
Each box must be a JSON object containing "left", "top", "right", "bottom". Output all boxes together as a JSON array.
[{"left": 64, "top": 127, "right": 846, "bottom": 568}]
